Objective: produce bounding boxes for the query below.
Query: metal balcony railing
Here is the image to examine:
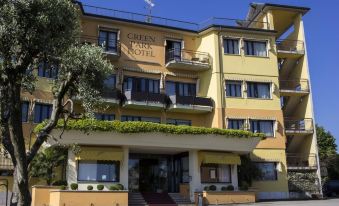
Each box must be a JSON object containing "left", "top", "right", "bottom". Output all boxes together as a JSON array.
[
  {"left": 101, "top": 88, "right": 119, "bottom": 99},
  {"left": 284, "top": 118, "right": 314, "bottom": 133},
  {"left": 165, "top": 49, "right": 211, "bottom": 66},
  {"left": 279, "top": 79, "right": 310, "bottom": 93},
  {"left": 79, "top": 35, "right": 121, "bottom": 56},
  {"left": 276, "top": 39, "right": 305, "bottom": 54},
  {"left": 124, "top": 90, "right": 167, "bottom": 104},
  {"left": 169, "top": 95, "right": 213, "bottom": 107},
  {"left": 286, "top": 153, "right": 318, "bottom": 169},
  {"left": 79, "top": 4, "right": 271, "bottom": 31}
]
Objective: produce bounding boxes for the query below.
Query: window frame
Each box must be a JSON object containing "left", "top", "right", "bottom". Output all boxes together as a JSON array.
[
  {"left": 121, "top": 115, "right": 161, "bottom": 123},
  {"left": 249, "top": 119, "right": 275, "bottom": 137},
  {"left": 94, "top": 113, "right": 115, "bottom": 121},
  {"left": 246, "top": 81, "right": 272, "bottom": 99},
  {"left": 254, "top": 162, "right": 278, "bottom": 181},
  {"left": 244, "top": 39, "right": 268, "bottom": 57},
  {"left": 166, "top": 119, "right": 192, "bottom": 126},
  {"left": 227, "top": 119, "right": 245, "bottom": 130},
  {"left": 123, "top": 76, "right": 160, "bottom": 94},
  {"left": 33, "top": 103, "right": 52, "bottom": 123},
  {"left": 21, "top": 101, "right": 29, "bottom": 123},
  {"left": 223, "top": 38, "right": 240, "bottom": 55},
  {"left": 98, "top": 30, "right": 118, "bottom": 53},
  {"left": 200, "top": 163, "right": 232, "bottom": 184},
  {"left": 226, "top": 80, "right": 243, "bottom": 98},
  {"left": 37, "top": 62, "right": 58, "bottom": 79},
  {"left": 77, "top": 160, "right": 120, "bottom": 182}
]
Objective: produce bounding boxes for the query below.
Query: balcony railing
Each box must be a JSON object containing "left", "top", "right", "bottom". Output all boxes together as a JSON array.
[
  {"left": 284, "top": 118, "right": 314, "bottom": 134},
  {"left": 124, "top": 90, "right": 166, "bottom": 105},
  {"left": 79, "top": 4, "right": 271, "bottom": 31},
  {"left": 276, "top": 39, "right": 305, "bottom": 54},
  {"left": 169, "top": 95, "right": 213, "bottom": 107},
  {"left": 286, "top": 153, "right": 318, "bottom": 170},
  {"left": 79, "top": 35, "right": 121, "bottom": 58},
  {"left": 165, "top": 49, "right": 211, "bottom": 71},
  {"left": 279, "top": 79, "right": 310, "bottom": 93},
  {"left": 101, "top": 88, "right": 120, "bottom": 100}
]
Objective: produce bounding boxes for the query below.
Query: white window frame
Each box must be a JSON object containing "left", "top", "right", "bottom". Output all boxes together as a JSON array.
[{"left": 243, "top": 38, "right": 269, "bottom": 58}]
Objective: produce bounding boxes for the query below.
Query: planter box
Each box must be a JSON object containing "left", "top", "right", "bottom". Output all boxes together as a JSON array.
[
  {"left": 195, "top": 191, "right": 256, "bottom": 205},
  {"left": 31, "top": 186, "right": 61, "bottom": 206}
]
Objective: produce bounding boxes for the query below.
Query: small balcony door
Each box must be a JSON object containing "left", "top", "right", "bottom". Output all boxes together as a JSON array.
[{"left": 166, "top": 40, "right": 182, "bottom": 62}]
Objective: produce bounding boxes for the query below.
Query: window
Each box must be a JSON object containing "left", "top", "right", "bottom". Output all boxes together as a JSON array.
[
  {"left": 166, "top": 81, "right": 196, "bottom": 97},
  {"left": 250, "top": 120, "right": 274, "bottom": 137},
  {"left": 34, "top": 103, "right": 52, "bottom": 123},
  {"left": 21, "top": 102, "right": 29, "bottom": 122},
  {"left": 38, "top": 63, "right": 58, "bottom": 79},
  {"left": 78, "top": 160, "right": 120, "bottom": 182},
  {"left": 104, "top": 75, "right": 116, "bottom": 89},
  {"left": 226, "top": 81, "right": 242, "bottom": 97},
  {"left": 166, "top": 40, "right": 182, "bottom": 61},
  {"left": 255, "top": 162, "right": 277, "bottom": 181},
  {"left": 201, "top": 164, "right": 231, "bottom": 183},
  {"left": 98, "top": 30, "right": 118, "bottom": 53},
  {"left": 247, "top": 82, "right": 271, "bottom": 99},
  {"left": 227, "top": 119, "right": 245, "bottom": 130},
  {"left": 167, "top": 119, "right": 192, "bottom": 126},
  {"left": 123, "top": 77, "right": 160, "bottom": 94},
  {"left": 224, "top": 38, "right": 239, "bottom": 54},
  {"left": 95, "top": 113, "right": 115, "bottom": 121},
  {"left": 121, "top": 115, "right": 160, "bottom": 123},
  {"left": 244, "top": 40, "right": 267, "bottom": 57}
]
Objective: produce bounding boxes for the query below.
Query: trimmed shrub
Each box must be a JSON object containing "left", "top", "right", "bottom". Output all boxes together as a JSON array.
[
  {"left": 240, "top": 182, "right": 249, "bottom": 191},
  {"left": 203, "top": 186, "right": 209, "bottom": 191},
  {"left": 226, "top": 185, "right": 234, "bottom": 191},
  {"left": 209, "top": 185, "right": 217, "bottom": 191},
  {"left": 87, "top": 185, "right": 93, "bottom": 191},
  {"left": 70, "top": 183, "right": 78, "bottom": 190},
  {"left": 109, "top": 184, "right": 124, "bottom": 191},
  {"left": 52, "top": 180, "right": 67, "bottom": 186},
  {"left": 97, "top": 184, "right": 104, "bottom": 191},
  {"left": 60, "top": 185, "right": 67, "bottom": 190}
]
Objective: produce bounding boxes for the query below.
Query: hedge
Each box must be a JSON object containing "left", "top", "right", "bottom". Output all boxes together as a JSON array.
[{"left": 35, "top": 119, "right": 265, "bottom": 139}]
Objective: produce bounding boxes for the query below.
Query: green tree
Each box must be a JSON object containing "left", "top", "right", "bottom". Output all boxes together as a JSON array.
[
  {"left": 316, "top": 125, "right": 337, "bottom": 166},
  {"left": 29, "top": 146, "right": 68, "bottom": 185},
  {"left": 0, "top": 1, "right": 113, "bottom": 205}
]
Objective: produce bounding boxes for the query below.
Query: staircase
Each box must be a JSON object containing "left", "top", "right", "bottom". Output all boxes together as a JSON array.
[
  {"left": 129, "top": 192, "right": 148, "bottom": 206},
  {"left": 141, "top": 192, "right": 177, "bottom": 206},
  {"left": 168, "top": 193, "right": 194, "bottom": 206}
]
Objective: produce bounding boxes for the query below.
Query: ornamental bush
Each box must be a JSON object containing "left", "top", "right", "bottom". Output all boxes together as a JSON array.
[
  {"left": 70, "top": 183, "right": 78, "bottom": 190},
  {"left": 221, "top": 185, "right": 234, "bottom": 191},
  {"left": 109, "top": 184, "right": 124, "bottom": 191},
  {"left": 209, "top": 185, "right": 217, "bottom": 191},
  {"left": 87, "top": 185, "right": 93, "bottom": 191},
  {"left": 35, "top": 119, "right": 265, "bottom": 139},
  {"left": 97, "top": 184, "right": 104, "bottom": 191}
]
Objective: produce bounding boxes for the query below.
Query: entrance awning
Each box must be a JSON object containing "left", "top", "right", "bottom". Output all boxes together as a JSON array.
[
  {"left": 199, "top": 152, "right": 241, "bottom": 165},
  {"left": 75, "top": 146, "right": 123, "bottom": 161}
]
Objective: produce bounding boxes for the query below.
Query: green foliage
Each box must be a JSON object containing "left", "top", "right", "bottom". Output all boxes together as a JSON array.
[
  {"left": 35, "top": 119, "right": 265, "bottom": 139},
  {"left": 238, "top": 155, "right": 262, "bottom": 187},
  {"left": 203, "top": 186, "right": 209, "bottom": 191},
  {"left": 52, "top": 180, "right": 67, "bottom": 186},
  {"left": 70, "top": 183, "right": 78, "bottom": 190},
  {"left": 60, "top": 185, "right": 67, "bottom": 190},
  {"left": 29, "top": 145, "right": 68, "bottom": 185},
  {"left": 327, "top": 154, "right": 339, "bottom": 180},
  {"left": 209, "top": 185, "right": 216, "bottom": 191},
  {"left": 97, "top": 184, "right": 104, "bottom": 191},
  {"left": 109, "top": 184, "right": 124, "bottom": 191},
  {"left": 87, "top": 185, "right": 93, "bottom": 191},
  {"left": 288, "top": 171, "right": 319, "bottom": 193},
  {"left": 316, "top": 125, "right": 337, "bottom": 161}
]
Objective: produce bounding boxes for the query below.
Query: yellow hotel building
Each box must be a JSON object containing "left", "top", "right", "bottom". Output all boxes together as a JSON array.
[{"left": 0, "top": 1, "right": 321, "bottom": 205}]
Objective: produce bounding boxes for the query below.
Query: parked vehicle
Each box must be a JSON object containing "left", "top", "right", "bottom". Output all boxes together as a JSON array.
[{"left": 323, "top": 180, "right": 339, "bottom": 197}]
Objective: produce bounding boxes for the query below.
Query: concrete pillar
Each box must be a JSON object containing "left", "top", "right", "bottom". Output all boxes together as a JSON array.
[
  {"left": 66, "top": 150, "right": 77, "bottom": 184},
  {"left": 231, "top": 165, "right": 239, "bottom": 190},
  {"left": 189, "top": 150, "right": 201, "bottom": 202},
  {"left": 120, "top": 146, "right": 129, "bottom": 189}
]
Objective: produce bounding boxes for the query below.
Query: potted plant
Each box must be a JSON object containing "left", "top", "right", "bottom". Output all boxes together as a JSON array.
[
  {"left": 97, "top": 184, "right": 104, "bottom": 191},
  {"left": 70, "top": 183, "right": 78, "bottom": 190},
  {"left": 87, "top": 185, "right": 93, "bottom": 191}
]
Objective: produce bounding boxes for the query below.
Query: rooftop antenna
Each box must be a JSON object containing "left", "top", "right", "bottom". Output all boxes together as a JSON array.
[{"left": 144, "top": 0, "right": 155, "bottom": 23}]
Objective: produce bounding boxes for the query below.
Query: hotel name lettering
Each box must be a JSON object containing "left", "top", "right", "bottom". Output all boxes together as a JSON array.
[{"left": 127, "top": 33, "right": 156, "bottom": 57}]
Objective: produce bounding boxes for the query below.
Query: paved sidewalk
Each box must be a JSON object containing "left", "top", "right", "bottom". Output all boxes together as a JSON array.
[{"left": 235, "top": 199, "right": 339, "bottom": 206}]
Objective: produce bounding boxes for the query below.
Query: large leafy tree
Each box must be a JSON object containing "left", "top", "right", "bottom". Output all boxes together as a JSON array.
[{"left": 0, "top": 0, "right": 113, "bottom": 205}]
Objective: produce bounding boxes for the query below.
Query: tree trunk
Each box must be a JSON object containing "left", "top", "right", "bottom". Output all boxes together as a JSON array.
[{"left": 10, "top": 168, "right": 31, "bottom": 206}]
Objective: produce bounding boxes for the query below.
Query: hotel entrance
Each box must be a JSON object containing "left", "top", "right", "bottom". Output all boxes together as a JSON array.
[{"left": 128, "top": 153, "right": 189, "bottom": 193}]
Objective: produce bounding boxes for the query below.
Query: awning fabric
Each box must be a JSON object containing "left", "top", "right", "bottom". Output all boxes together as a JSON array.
[
  {"left": 75, "top": 147, "right": 123, "bottom": 161},
  {"left": 199, "top": 152, "right": 241, "bottom": 165}
]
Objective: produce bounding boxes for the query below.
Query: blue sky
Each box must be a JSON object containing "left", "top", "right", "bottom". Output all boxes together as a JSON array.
[{"left": 80, "top": 0, "right": 339, "bottom": 150}]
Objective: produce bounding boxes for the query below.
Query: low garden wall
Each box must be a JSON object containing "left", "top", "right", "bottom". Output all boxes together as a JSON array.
[{"left": 195, "top": 191, "right": 256, "bottom": 205}]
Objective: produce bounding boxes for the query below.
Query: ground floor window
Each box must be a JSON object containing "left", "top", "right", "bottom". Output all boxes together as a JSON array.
[
  {"left": 78, "top": 160, "right": 120, "bottom": 182},
  {"left": 201, "top": 164, "right": 231, "bottom": 183},
  {"left": 255, "top": 162, "right": 277, "bottom": 181}
]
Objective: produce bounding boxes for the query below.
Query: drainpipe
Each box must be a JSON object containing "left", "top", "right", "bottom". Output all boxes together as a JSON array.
[{"left": 217, "top": 27, "right": 226, "bottom": 128}]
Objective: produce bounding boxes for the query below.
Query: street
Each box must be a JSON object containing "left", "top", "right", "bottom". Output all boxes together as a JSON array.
[{"left": 236, "top": 199, "right": 339, "bottom": 206}]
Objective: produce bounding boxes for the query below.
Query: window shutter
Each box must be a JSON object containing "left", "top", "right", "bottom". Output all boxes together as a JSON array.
[{"left": 181, "top": 40, "right": 185, "bottom": 49}]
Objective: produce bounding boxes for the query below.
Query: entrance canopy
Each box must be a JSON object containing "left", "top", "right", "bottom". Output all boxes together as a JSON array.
[
  {"left": 75, "top": 146, "right": 123, "bottom": 161},
  {"left": 199, "top": 151, "right": 241, "bottom": 165}
]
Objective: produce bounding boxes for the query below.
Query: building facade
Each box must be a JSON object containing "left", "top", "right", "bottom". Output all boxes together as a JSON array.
[{"left": 0, "top": 2, "right": 321, "bottom": 204}]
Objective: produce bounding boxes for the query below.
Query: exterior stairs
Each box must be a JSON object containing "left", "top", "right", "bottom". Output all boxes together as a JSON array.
[
  {"left": 129, "top": 192, "right": 148, "bottom": 206},
  {"left": 168, "top": 193, "right": 194, "bottom": 206}
]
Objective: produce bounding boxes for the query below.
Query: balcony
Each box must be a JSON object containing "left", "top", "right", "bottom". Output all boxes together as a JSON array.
[
  {"left": 101, "top": 88, "right": 120, "bottom": 104},
  {"left": 280, "top": 79, "right": 309, "bottom": 97},
  {"left": 0, "top": 155, "right": 13, "bottom": 170},
  {"left": 123, "top": 90, "right": 166, "bottom": 110},
  {"left": 286, "top": 153, "right": 318, "bottom": 170},
  {"left": 284, "top": 118, "right": 314, "bottom": 135},
  {"left": 276, "top": 39, "right": 305, "bottom": 58},
  {"left": 168, "top": 95, "right": 213, "bottom": 113},
  {"left": 165, "top": 49, "right": 211, "bottom": 71},
  {"left": 80, "top": 35, "right": 121, "bottom": 60}
]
